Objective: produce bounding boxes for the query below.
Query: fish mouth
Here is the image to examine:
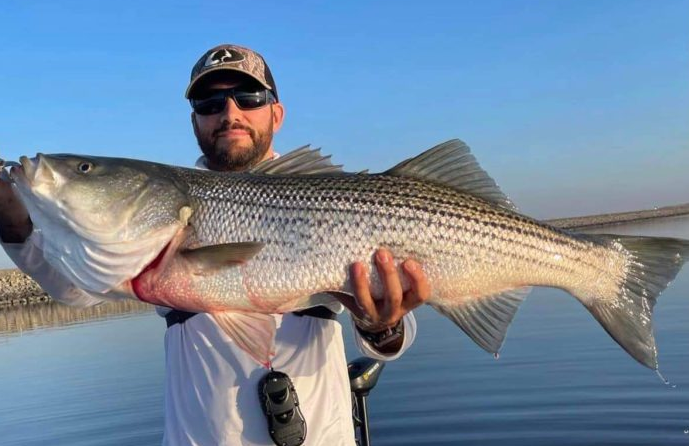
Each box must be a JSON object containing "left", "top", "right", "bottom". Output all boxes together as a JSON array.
[
  {"left": 10, "top": 154, "right": 55, "bottom": 188},
  {"left": 10, "top": 155, "right": 36, "bottom": 185}
]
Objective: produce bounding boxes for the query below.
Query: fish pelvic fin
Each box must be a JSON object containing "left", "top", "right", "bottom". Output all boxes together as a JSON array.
[
  {"left": 385, "top": 139, "right": 517, "bottom": 212},
  {"left": 211, "top": 311, "right": 277, "bottom": 368},
  {"left": 430, "top": 287, "right": 531, "bottom": 354},
  {"left": 574, "top": 235, "right": 689, "bottom": 370}
]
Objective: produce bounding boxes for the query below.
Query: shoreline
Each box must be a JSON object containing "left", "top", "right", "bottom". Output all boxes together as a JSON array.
[
  {"left": 546, "top": 202, "right": 689, "bottom": 230},
  {"left": 0, "top": 268, "right": 49, "bottom": 308}
]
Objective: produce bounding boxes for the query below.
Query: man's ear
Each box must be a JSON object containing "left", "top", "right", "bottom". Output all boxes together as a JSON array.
[
  {"left": 191, "top": 112, "right": 200, "bottom": 139},
  {"left": 271, "top": 102, "right": 285, "bottom": 133}
]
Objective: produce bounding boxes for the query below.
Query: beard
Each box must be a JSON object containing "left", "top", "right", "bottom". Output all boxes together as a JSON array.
[{"left": 198, "top": 117, "right": 274, "bottom": 172}]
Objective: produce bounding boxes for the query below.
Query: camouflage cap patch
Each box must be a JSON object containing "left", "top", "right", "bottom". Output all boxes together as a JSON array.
[
  {"left": 185, "top": 44, "right": 278, "bottom": 100},
  {"left": 204, "top": 47, "right": 246, "bottom": 66}
]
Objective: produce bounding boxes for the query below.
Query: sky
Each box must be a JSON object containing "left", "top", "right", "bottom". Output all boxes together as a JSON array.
[{"left": 1, "top": 0, "right": 688, "bottom": 266}]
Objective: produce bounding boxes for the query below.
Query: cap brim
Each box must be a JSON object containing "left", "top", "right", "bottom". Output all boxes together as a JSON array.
[{"left": 185, "top": 66, "right": 273, "bottom": 98}]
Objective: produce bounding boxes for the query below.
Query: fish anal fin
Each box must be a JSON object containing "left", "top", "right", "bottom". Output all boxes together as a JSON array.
[
  {"left": 181, "top": 242, "right": 265, "bottom": 272},
  {"left": 385, "top": 139, "right": 517, "bottom": 211},
  {"left": 211, "top": 312, "right": 276, "bottom": 368},
  {"left": 430, "top": 287, "right": 531, "bottom": 354}
]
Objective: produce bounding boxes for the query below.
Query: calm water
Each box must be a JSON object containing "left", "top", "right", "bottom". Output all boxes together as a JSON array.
[{"left": 1, "top": 219, "right": 688, "bottom": 445}]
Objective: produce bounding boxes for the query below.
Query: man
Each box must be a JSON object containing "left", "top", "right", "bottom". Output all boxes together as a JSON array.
[{"left": 0, "top": 44, "right": 431, "bottom": 445}]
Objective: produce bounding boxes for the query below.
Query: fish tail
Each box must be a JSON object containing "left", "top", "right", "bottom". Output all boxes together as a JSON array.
[{"left": 578, "top": 235, "right": 689, "bottom": 369}]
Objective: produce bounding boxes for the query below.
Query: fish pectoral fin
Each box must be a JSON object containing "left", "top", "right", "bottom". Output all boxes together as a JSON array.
[
  {"left": 319, "top": 291, "right": 358, "bottom": 314},
  {"left": 211, "top": 312, "right": 276, "bottom": 368},
  {"left": 384, "top": 139, "right": 517, "bottom": 211},
  {"left": 430, "top": 287, "right": 531, "bottom": 354},
  {"left": 181, "top": 242, "right": 265, "bottom": 271}
]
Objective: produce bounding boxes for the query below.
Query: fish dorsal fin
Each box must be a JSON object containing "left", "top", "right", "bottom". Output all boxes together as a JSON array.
[
  {"left": 385, "top": 139, "right": 517, "bottom": 211},
  {"left": 250, "top": 145, "right": 344, "bottom": 175}
]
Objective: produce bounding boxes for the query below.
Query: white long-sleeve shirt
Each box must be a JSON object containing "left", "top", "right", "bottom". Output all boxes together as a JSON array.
[{"left": 3, "top": 231, "right": 417, "bottom": 446}]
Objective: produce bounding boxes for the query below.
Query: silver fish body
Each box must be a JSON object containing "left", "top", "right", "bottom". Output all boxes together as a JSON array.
[
  {"left": 9, "top": 140, "right": 689, "bottom": 368},
  {"left": 150, "top": 169, "right": 622, "bottom": 311}
]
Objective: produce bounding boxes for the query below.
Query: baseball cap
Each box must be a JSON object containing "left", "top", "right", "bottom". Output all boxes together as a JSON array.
[{"left": 185, "top": 44, "right": 278, "bottom": 100}]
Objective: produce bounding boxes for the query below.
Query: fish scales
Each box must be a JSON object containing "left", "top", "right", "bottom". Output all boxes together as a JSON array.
[{"left": 173, "top": 168, "right": 623, "bottom": 308}]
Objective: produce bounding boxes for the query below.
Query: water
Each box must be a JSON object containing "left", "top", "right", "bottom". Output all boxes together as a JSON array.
[{"left": 0, "top": 219, "right": 688, "bottom": 445}]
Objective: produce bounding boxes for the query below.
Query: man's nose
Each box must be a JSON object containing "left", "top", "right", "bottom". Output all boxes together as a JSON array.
[{"left": 220, "top": 97, "right": 242, "bottom": 120}]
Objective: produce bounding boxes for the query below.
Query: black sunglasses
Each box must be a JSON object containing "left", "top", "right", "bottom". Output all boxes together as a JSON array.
[{"left": 190, "top": 88, "right": 276, "bottom": 115}]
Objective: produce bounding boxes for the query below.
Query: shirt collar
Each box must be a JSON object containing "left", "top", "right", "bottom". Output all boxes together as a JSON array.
[{"left": 194, "top": 152, "right": 280, "bottom": 171}]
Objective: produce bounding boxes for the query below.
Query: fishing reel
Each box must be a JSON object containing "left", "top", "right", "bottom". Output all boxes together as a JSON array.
[{"left": 258, "top": 370, "right": 307, "bottom": 446}]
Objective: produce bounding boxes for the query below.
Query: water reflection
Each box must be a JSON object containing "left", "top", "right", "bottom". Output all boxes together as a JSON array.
[{"left": 0, "top": 300, "right": 153, "bottom": 335}]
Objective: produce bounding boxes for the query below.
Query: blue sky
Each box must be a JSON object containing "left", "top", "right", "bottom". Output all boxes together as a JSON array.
[{"left": 1, "top": 0, "right": 687, "bottom": 261}]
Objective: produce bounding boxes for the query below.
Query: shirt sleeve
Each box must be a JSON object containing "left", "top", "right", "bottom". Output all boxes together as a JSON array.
[
  {"left": 1, "top": 233, "right": 109, "bottom": 307},
  {"left": 350, "top": 311, "right": 417, "bottom": 361}
]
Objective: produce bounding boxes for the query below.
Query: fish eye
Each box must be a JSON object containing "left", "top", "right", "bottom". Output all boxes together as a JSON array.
[{"left": 77, "top": 162, "right": 94, "bottom": 173}]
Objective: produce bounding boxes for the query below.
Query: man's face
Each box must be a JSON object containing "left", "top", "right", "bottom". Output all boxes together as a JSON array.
[{"left": 191, "top": 76, "right": 284, "bottom": 172}]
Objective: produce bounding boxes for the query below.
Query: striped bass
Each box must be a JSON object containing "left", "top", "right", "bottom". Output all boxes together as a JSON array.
[{"left": 8, "top": 140, "right": 689, "bottom": 368}]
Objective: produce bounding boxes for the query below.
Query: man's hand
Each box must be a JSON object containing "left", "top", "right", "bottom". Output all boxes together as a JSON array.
[
  {"left": 351, "top": 248, "right": 430, "bottom": 330},
  {"left": 333, "top": 248, "right": 431, "bottom": 352},
  {"left": 0, "top": 169, "right": 32, "bottom": 243}
]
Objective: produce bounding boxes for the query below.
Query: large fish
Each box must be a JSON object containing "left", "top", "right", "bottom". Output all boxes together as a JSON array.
[{"left": 7, "top": 140, "right": 689, "bottom": 368}]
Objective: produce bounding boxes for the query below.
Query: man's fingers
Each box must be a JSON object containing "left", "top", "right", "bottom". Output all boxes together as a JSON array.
[
  {"left": 0, "top": 161, "right": 10, "bottom": 183},
  {"left": 375, "top": 248, "right": 404, "bottom": 325},
  {"left": 350, "top": 262, "right": 379, "bottom": 324},
  {"left": 349, "top": 252, "right": 428, "bottom": 332},
  {"left": 0, "top": 160, "right": 19, "bottom": 183},
  {"left": 402, "top": 259, "right": 431, "bottom": 311}
]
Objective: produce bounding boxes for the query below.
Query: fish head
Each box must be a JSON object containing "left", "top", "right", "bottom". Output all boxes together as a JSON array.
[{"left": 10, "top": 154, "right": 192, "bottom": 293}]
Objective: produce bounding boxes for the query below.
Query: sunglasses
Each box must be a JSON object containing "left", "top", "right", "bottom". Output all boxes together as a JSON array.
[{"left": 191, "top": 88, "right": 276, "bottom": 115}]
